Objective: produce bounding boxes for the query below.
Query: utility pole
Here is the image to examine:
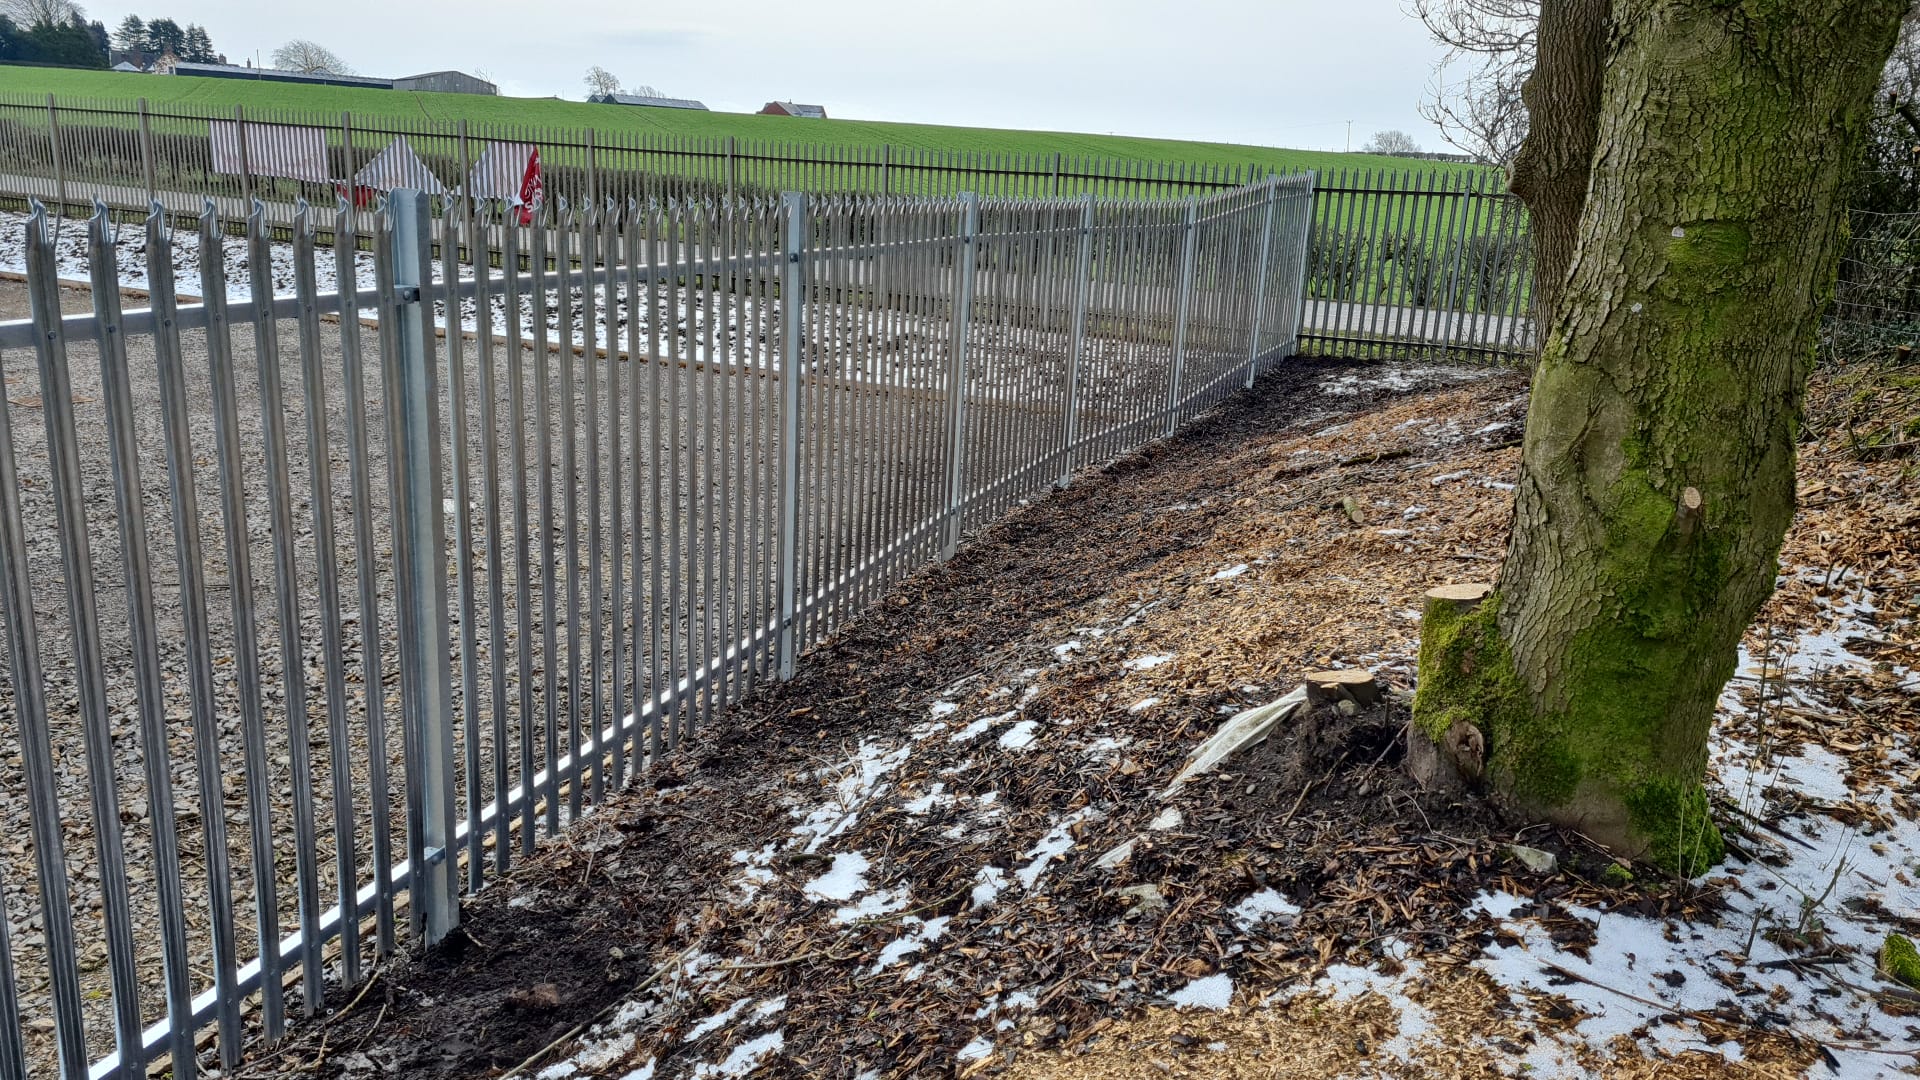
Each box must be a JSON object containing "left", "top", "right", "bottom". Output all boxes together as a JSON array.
[{"left": 1345, "top": 120, "right": 1352, "bottom": 153}]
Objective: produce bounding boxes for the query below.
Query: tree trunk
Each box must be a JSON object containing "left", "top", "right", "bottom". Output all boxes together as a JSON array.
[
  {"left": 1508, "top": 0, "right": 1608, "bottom": 335},
  {"left": 1415, "top": 0, "right": 1906, "bottom": 874}
]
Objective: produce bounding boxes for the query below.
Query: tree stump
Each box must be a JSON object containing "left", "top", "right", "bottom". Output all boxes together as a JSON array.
[
  {"left": 1408, "top": 584, "right": 1493, "bottom": 790},
  {"left": 1304, "top": 669, "right": 1380, "bottom": 708}
]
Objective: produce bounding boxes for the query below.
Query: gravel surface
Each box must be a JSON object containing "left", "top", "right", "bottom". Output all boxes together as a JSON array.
[{"left": 0, "top": 220, "right": 1250, "bottom": 1073}]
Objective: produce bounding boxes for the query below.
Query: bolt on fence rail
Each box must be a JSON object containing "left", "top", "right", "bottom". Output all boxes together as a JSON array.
[{"left": 0, "top": 172, "right": 1313, "bottom": 1078}]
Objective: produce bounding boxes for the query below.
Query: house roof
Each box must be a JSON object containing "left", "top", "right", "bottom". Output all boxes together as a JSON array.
[
  {"left": 111, "top": 60, "right": 142, "bottom": 72},
  {"left": 590, "top": 93, "right": 708, "bottom": 110},
  {"left": 770, "top": 101, "right": 826, "bottom": 118}
]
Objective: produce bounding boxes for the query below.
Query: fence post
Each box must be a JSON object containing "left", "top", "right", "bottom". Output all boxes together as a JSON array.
[
  {"left": 1294, "top": 170, "right": 1320, "bottom": 358},
  {"left": 584, "top": 127, "right": 598, "bottom": 215},
  {"left": 1441, "top": 172, "right": 1474, "bottom": 358},
  {"left": 1050, "top": 151, "right": 1061, "bottom": 198},
  {"left": 725, "top": 135, "right": 738, "bottom": 203},
  {"left": 45, "top": 94, "right": 65, "bottom": 213},
  {"left": 233, "top": 105, "right": 253, "bottom": 206},
  {"left": 137, "top": 97, "right": 157, "bottom": 206},
  {"left": 386, "top": 189, "right": 459, "bottom": 945},
  {"left": 1059, "top": 194, "right": 1094, "bottom": 486},
  {"left": 940, "top": 192, "right": 981, "bottom": 560},
  {"left": 1164, "top": 195, "right": 1200, "bottom": 436},
  {"left": 341, "top": 112, "right": 355, "bottom": 228},
  {"left": 776, "top": 192, "right": 807, "bottom": 680},
  {"left": 1245, "top": 176, "right": 1279, "bottom": 389},
  {"left": 880, "top": 143, "right": 892, "bottom": 196}
]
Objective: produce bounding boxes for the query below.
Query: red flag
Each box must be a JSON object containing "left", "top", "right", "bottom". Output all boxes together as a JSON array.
[{"left": 513, "top": 147, "right": 544, "bottom": 226}]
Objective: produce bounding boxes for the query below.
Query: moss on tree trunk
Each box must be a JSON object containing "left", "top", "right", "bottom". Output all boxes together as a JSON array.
[{"left": 1415, "top": 0, "right": 1906, "bottom": 875}]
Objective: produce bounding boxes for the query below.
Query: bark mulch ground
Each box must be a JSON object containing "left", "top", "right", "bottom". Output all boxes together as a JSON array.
[{"left": 221, "top": 355, "right": 1911, "bottom": 1080}]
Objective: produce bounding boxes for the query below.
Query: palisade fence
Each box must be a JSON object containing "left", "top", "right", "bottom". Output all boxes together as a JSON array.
[
  {"left": 0, "top": 93, "right": 1542, "bottom": 363},
  {"left": 1299, "top": 168, "right": 1536, "bottom": 358},
  {"left": 0, "top": 173, "right": 1313, "bottom": 1079},
  {"left": 0, "top": 92, "right": 1276, "bottom": 216}
]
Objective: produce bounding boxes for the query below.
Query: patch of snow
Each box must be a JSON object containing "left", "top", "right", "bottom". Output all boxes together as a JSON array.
[
  {"left": 1123, "top": 653, "right": 1175, "bottom": 672},
  {"left": 791, "top": 741, "right": 911, "bottom": 851},
  {"left": 1402, "top": 504, "right": 1428, "bottom": 519},
  {"left": 691, "top": 1030, "right": 785, "bottom": 1078},
  {"left": 1211, "top": 563, "right": 1250, "bottom": 581},
  {"left": 684, "top": 997, "right": 752, "bottom": 1042},
  {"left": 618, "top": 1061, "right": 656, "bottom": 1080},
  {"left": 929, "top": 701, "right": 959, "bottom": 719},
  {"left": 971, "top": 865, "right": 1008, "bottom": 909},
  {"left": 956, "top": 1037, "right": 994, "bottom": 1063},
  {"left": 833, "top": 887, "right": 908, "bottom": 924},
  {"left": 802, "top": 852, "right": 871, "bottom": 902},
  {"left": 950, "top": 709, "right": 1017, "bottom": 743},
  {"left": 1053, "top": 641, "right": 1081, "bottom": 658},
  {"left": 1231, "top": 888, "right": 1302, "bottom": 927},
  {"left": 1015, "top": 810, "right": 1094, "bottom": 889},
  {"left": 1428, "top": 470, "right": 1471, "bottom": 486},
  {"left": 901, "top": 783, "right": 954, "bottom": 816},
  {"left": 1127, "top": 696, "right": 1161, "bottom": 714},
  {"left": 1147, "top": 808, "right": 1183, "bottom": 831},
  {"left": 1375, "top": 528, "right": 1411, "bottom": 538},
  {"left": 1319, "top": 364, "right": 1491, "bottom": 397},
  {"left": 998, "top": 720, "right": 1041, "bottom": 750},
  {"left": 1467, "top": 724, "right": 1920, "bottom": 1076},
  {"left": 1168, "top": 973, "right": 1234, "bottom": 1009}
]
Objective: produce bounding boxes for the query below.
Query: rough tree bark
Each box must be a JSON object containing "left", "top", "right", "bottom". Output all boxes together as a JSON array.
[
  {"left": 1414, "top": 0, "right": 1907, "bottom": 873},
  {"left": 1506, "top": 0, "right": 1607, "bottom": 333}
]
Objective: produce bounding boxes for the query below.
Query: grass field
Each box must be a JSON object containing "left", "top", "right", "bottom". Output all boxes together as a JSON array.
[{"left": 0, "top": 65, "right": 1489, "bottom": 183}]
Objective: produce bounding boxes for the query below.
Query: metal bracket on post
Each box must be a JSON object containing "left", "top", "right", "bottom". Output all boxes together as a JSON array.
[
  {"left": 1245, "top": 176, "right": 1279, "bottom": 389},
  {"left": 1164, "top": 196, "right": 1199, "bottom": 436},
  {"left": 775, "top": 192, "right": 806, "bottom": 681},
  {"left": 386, "top": 189, "right": 459, "bottom": 945},
  {"left": 940, "top": 192, "right": 980, "bottom": 561},
  {"left": 1059, "top": 194, "right": 1094, "bottom": 486}
]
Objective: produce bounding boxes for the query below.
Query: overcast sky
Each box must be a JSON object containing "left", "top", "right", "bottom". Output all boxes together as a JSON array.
[{"left": 108, "top": 0, "right": 1453, "bottom": 153}]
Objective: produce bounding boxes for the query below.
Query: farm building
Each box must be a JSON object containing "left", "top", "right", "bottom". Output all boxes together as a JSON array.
[
  {"left": 588, "top": 92, "right": 709, "bottom": 110},
  {"left": 171, "top": 61, "right": 396, "bottom": 89},
  {"left": 392, "top": 70, "right": 497, "bottom": 95},
  {"left": 169, "top": 62, "right": 494, "bottom": 94},
  {"left": 759, "top": 100, "right": 827, "bottom": 118}
]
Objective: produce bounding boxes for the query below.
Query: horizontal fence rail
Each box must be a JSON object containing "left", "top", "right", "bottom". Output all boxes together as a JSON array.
[{"left": 0, "top": 173, "right": 1314, "bottom": 1079}]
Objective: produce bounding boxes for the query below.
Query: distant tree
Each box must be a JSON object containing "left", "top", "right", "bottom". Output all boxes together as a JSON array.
[
  {"left": 0, "top": 14, "right": 20, "bottom": 59},
  {"left": 630, "top": 83, "right": 663, "bottom": 98},
  {"left": 1409, "top": 0, "right": 1535, "bottom": 163},
  {"left": 272, "top": 38, "right": 350, "bottom": 74},
  {"left": 1361, "top": 129, "right": 1423, "bottom": 155},
  {"left": 141, "top": 14, "right": 180, "bottom": 56},
  {"left": 584, "top": 64, "right": 620, "bottom": 97},
  {"left": 109, "top": 11, "right": 139, "bottom": 50},
  {"left": 0, "top": 0, "right": 81, "bottom": 28},
  {"left": 23, "top": 15, "right": 104, "bottom": 65},
  {"left": 180, "top": 22, "right": 211, "bottom": 62}
]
